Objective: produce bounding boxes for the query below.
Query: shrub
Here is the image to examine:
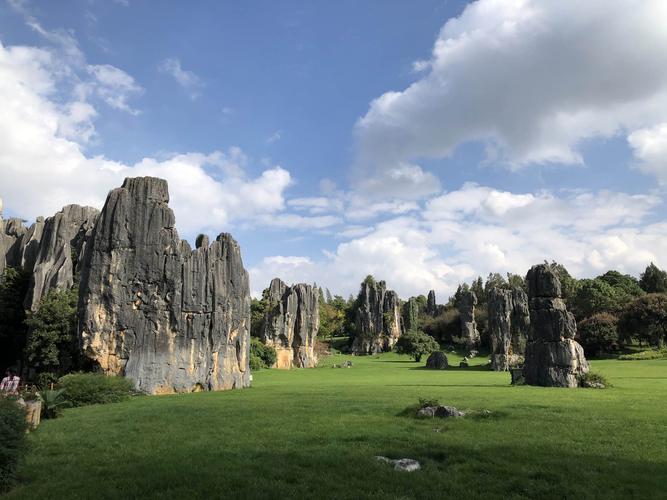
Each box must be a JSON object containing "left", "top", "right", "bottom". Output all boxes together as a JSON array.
[
  {"left": 395, "top": 330, "right": 440, "bottom": 362},
  {"left": 578, "top": 313, "right": 619, "bottom": 356},
  {"left": 618, "top": 348, "right": 667, "bottom": 361},
  {"left": 58, "top": 373, "right": 134, "bottom": 407},
  {"left": 249, "top": 338, "right": 277, "bottom": 370},
  {"left": 418, "top": 397, "right": 440, "bottom": 408},
  {"left": 618, "top": 293, "right": 667, "bottom": 347},
  {"left": 0, "top": 398, "right": 28, "bottom": 492},
  {"left": 579, "top": 371, "right": 610, "bottom": 388},
  {"left": 39, "top": 388, "right": 67, "bottom": 419}
]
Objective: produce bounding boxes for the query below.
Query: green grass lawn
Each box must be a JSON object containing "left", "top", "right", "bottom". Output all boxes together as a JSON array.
[{"left": 7, "top": 352, "right": 667, "bottom": 499}]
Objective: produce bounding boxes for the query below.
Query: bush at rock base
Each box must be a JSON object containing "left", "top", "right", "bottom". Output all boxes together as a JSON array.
[
  {"left": 58, "top": 373, "right": 134, "bottom": 407},
  {"left": 250, "top": 338, "right": 277, "bottom": 370}
]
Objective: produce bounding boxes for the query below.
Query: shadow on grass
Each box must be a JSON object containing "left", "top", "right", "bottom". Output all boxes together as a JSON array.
[{"left": 409, "top": 364, "right": 492, "bottom": 372}]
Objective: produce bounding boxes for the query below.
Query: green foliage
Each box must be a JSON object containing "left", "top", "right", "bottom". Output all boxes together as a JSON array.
[
  {"left": 422, "top": 306, "right": 460, "bottom": 344},
  {"left": 639, "top": 263, "right": 667, "bottom": 294},
  {"left": 618, "top": 348, "right": 667, "bottom": 360},
  {"left": 58, "top": 373, "right": 134, "bottom": 407},
  {"left": 0, "top": 266, "right": 31, "bottom": 370},
  {"left": 506, "top": 273, "right": 526, "bottom": 290},
  {"left": 0, "top": 398, "right": 27, "bottom": 492},
  {"left": 598, "top": 270, "right": 644, "bottom": 298},
  {"left": 579, "top": 371, "right": 610, "bottom": 388},
  {"left": 618, "top": 293, "right": 667, "bottom": 347},
  {"left": 418, "top": 397, "right": 440, "bottom": 408},
  {"left": 39, "top": 388, "right": 67, "bottom": 419},
  {"left": 250, "top": 294, "right": 269, "bottom": 338},
  {"left": 394, "top": 329, "right": 439, "bottom": 362},
  {"left": 402, "top": 297, "right": 420, "bottom": 331},
  {"left": 549, "top": 262, "right": 578, "bottom": 304},
  {"left": 571, "top": 279, "right": 624, "bottom": 318},
  {"left": 578, "top": 313, "right": 619, "bottom": 356},
  {"left": 319, "top": 298, "right": 347, "bottom": 340},
  {"left": 24, "top": 287, "right": 79, "bottom": 378},
  {"left": 249, "top": 338, "right": 277, "bottom": 370},
  {"left": 483, "top": 273, "right": 507, "bottom": 302}
]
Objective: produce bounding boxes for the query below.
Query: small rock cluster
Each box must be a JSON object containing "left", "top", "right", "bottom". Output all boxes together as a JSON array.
[
  {"left": 376, "top": 456, "right": 421, "bottom": 472},
  {"left": 417, "top": 405, "right": 465, "bottom": 418}
]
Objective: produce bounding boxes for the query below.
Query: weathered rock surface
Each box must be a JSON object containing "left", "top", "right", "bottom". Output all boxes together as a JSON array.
[
  {"left": 402, "top": 296, "right": 420, "bottom": 331},
  {"left": 488, "top": 287, "right": 529, "bottom": 371},
  {"left": 417, "top": 405, "right": 465, "bottom": 418},
  {"left": 522, "top": 264, "right": 589, "bottom": 387},
  {"left": 376, "top": 456, "right": 421, "bottom": 472},
  {"left": 261, "top": 277, "right": 319, "bottom": 369},
  {"left": 457, "top": 289, "right": 479, "bottom": 350},
  {"left": 78, "top": 177, "right": 250, "bottom": 394},
  {"left": 27, "top": 205, "right": 99, "bottom": 310},
  {"left": 425, "top": 351, "right": 448, "bottom": 369},
  {"left": 426, "top": 290, "right": 437, "bottom": 316},
  {"left": 351, "top": 279, "right": 402, "bottom": 354}
]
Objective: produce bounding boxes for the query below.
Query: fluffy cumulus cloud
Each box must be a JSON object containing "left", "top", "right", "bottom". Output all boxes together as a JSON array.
[
  {"left": 251, "top": 184, "right": 667, "bottom": 298},
  {"left": 355, "top": 0, "right": 667, "bottom": 172},
  {"left": 628, "top": 123, "right": 667, "bottom": 184},
  {"left": 0, "top": 37, "right": 331, "bottom": 238}
]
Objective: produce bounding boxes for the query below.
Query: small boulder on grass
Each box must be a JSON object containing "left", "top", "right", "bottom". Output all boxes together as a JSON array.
[
  {"left": 376, "top": 456, "right": 421, "bottom": 472},
  {"left": 425, "top": 351, "right": 448, "bottom": 369}
]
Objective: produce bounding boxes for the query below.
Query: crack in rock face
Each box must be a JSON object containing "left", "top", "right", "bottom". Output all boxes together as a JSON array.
[{"left": 78, "top": 177, "right": 251, "bottom": 394}]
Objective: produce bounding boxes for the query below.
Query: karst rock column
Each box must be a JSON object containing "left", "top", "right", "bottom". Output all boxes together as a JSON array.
[
  {"left": 261, "top": 278, "right": 319, "bottom": 368},
  {"left": 426, "top": 290, "right": 437, "bottom": 316},
  {"left": 78, "top": 177, "right": 251, "bottom": 394},
  {"left": 351, "top": 279, "right": 402, "bottom": 354},
  {"left": 457, "top": 289, "right": 479, "bottom": 351},
  {"left": 488, "top": 287, "right": 529, "bottom": 371},
  {"left": 522, "top": 264, "right": 589, "bottom": 387}
]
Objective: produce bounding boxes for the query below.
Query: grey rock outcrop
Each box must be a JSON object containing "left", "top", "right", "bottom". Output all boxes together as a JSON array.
[
  {"left": 425, "top": 351, "right": 448, "bottom": 369},
  {"left": 488, "top": 287, "right": 529, "bottom": 371},
  {"left": 351, "top": 279, "right": 402, "bottom": 354},
  {"left": 261, "top": 277, "right": 319, "bottom": 369},
  {"left": 522, "top": 264, "right": 589, "bottom": 387},
  {"left": 457, "top": 289, "right": 479, "bottom": 350},
  {"left": 27, "top": 205, "right": 99, "bottom": 310},
  {"left": 78, "top": 177, "right": 251, "bottom": 394},
  {"left": 426, "top": 290, "right": 437, "bottom": 316}
]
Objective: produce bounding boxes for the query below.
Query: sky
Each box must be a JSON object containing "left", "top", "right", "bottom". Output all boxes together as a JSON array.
[{"left": 1, "top": 0, "right": 667, "bottom": 299}]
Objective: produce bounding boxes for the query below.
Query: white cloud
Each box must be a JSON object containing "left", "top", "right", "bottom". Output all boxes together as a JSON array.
[
  {"left": 628, "top": 123, "right": 667, "bottom": 184},
  {"left": 85, "top": 64, "right": 142, "bottom": 114},
  {"left": 266, "top": 130, "right": 282, "bottom": 144},
  {"left": 158, "top": 57, "right": 203, "bottom": 99},
  {"left": 356, "top": 0, "right": 667, "bottom": 175},
  {"left": 250, "top": 184, "right": 667, "bottom": 299},
  {"left": 0, "top": 39, "right": 322, "bottom": 239}
]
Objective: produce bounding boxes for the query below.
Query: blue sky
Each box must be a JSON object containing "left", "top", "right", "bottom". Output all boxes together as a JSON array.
[{"left": 1, "top": 0, "right": 666, "bottom": 298}]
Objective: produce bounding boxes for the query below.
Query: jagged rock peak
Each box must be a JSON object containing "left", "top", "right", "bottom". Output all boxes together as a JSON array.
[
  {"left": 456, "top": 288, "right": 479, "bottom": 351},
  {"left": 261, "top": 277, "right": 319, "bottom": 369},
  {"left": 78, "top": 176, "right": 251, "bottom": 394},
  {"left": 488, "top": 287, "right": 529, "bottom": 371},
  {"left": 351, "top": 278, "right": 402, "bottom": 354},
  {"left": 522, "top": 263, "right": 589, "bottom": 387},
  {"left": 195, "top": 234, "right": 210, "bottom": 249}
]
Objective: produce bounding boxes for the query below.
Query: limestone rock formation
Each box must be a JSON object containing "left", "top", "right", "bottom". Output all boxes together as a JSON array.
[
  {"left": 27, "top": 205, "right": 99, "bottom": 310},
  {"left": 488, "top": 287, "right": 529, "bottom": 371},
  {"left": 425, "top": 351, "right": 448, "bottom": 369},
  {"left": 261, "top": 277, "right": 319, "bottom": 369},
  {"left": 351, "top": 279, "right": 402, "bottom": 354},
  {"left": 426, "top": 290, "right": 437, "bottom": 316},
  {"left": 78, "top": 177, "right": 250, "bottom": 394},
  {"left": 402, "top": 297, "right": 420, "bottom": 331},
  {"left": 522, "top": 264, "right": 589, "bottom": 387},
  {"left": 457, "top": 289, "right": 479, "bottom": 351}
]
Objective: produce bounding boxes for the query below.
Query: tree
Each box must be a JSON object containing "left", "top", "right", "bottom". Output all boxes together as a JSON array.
[
  {"left": 506, "top": 273, "right": 526, "bottom": 291},
  {"left": 471, "top": 276, "right": 485, "bottom": 304},
  {"left": 618, "top": 294, "right": 667, "bottom": 347},
  {"left": 394, "top": 330, "right": 439, "bottom": 362},
  {"left": 639, "top": 263, "right": 667, "bottom": 294},
  {"left": 319, "top": 299, "right": 347, "bottom": 340},
  {"left": 24, "top": 287, "right": 79, "bottom": 380},
  {"left": 577, "top": 313, "right": 619, "bottom": 356},
  {"left": 571, "top": 278, "right": 624, "bottom": 319},
  {"left": 550, "top": 262, "right": 578, "bottom": 304},
  {"left": 250, "top": 287, "right": 270, "bottom": 338},
  {"left": 0, "top": 267, "right": 31, "bottom": 371},
  {"left": 598, "top": 270, "right": 644, "bottom": 298},
  {"left": 483, "top": 273, "right": 507, "bottom": 302}
]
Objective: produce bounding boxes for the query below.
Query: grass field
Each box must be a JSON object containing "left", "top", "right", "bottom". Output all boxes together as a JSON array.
[{"left": 7, "top": 351, "right": 667, "bottom": 499}]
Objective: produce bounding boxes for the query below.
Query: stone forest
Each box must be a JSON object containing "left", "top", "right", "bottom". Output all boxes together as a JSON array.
[{"left": 1, "top": 178, "right": 666, "bottom": 499}]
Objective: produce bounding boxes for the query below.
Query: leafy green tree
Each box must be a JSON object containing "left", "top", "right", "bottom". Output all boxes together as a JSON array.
[
  {"left": 550, "top": 262, "right": 578, "bottom": 304},
  {"left": 598, "top": 270, "right": 644, "bottom": 298},
  {"left": 471, "top": 276, "right": 485, "bottom": 303},
  {"left": 402, "top": 297, "right": 420, "bottom": 331},
  {"left": 483, "top": 273, "right": 507, "bottom": 302},
  {"left": 24, "top": 287, "right": 79, "bottom": 379},
  {"left": 577, "top": 313, "right": 619, "bottom": 356},
  {"left": 249, "top": 338, "right": 277, "bottom": 370},
  {"left": 319, "top": 298, "right": 346, "bottom": 340},
  {"left": 0, "top": 267, "right": 30, "bottom": 370},
  {"left": 619, "top": 293, "right": 667, "bottom": 347},
  {"left": 250, "top": 288, "right": 270, "bottom": 338},
  {"left": 506, "top": 273, "right": 526, "bottom": 291},
  {"left": 571, "top": 278, "right": 624, "bottom": 319},
  {"left": 394, "top": 330, "right": 439, "bottom": 362},
  {"left": 639, "top": 263, "right": 667, "bottom": 293}
]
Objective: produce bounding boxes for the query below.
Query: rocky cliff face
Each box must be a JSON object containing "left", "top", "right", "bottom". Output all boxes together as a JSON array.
[
  {"left": 457, "top": 289, "right": 479, "bottom": 350},
  {"left": 488, "top": 287, "right": 529, "bottom": 371},
  {"left": 351, "top": 279, "right": 402, "bottom": 354},
  {"left": 261, "top": 278, "right": 319, "bottom": 369},
  {"left": 78, "top": 177, "right": 251, "bottom": 394},
  {"left": 27, "top": 205, "right": 99, "bottom": 310},
  {"left": 522, "top": 264, "right": 589, "bottom": 387},
  {"left": 426, "top": 290, "right": 437, "bottom": 316}
]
